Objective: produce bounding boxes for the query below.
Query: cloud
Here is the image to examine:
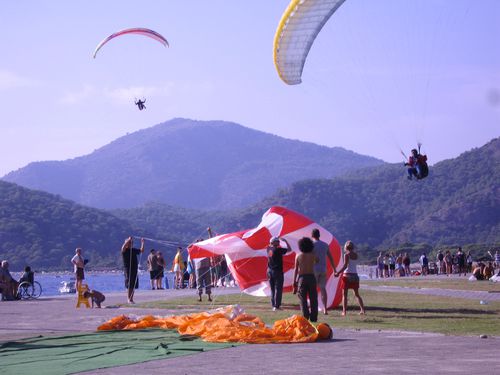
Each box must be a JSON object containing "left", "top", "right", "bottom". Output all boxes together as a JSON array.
[
  {"left": 103, "top": 83, "right": 176, "bottom": 104},
  {"left": 60, "top": 84, "right": 97, "bottom": 104},
  {"left": 59, "top": 80, "right": 214, "bottom": 105},
  {"left": 0, "top": 69, "right": 37, "bottom": 90}
]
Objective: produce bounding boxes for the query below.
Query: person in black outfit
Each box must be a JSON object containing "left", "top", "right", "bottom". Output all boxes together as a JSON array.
[
  {"left": 267, "top": 236, "right": 291, "bottom": 311},
  {"left": 135, "top": 99, "right": 146, "bottom": 110},
  {"left": 121, "top": 236, "right": 145, "bottom": 304}
]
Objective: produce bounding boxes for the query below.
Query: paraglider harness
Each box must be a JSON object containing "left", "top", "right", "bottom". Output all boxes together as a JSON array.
[
  {"left": 403, "top": 144, "right": 428, "bottom": 180},
  {"left": 135, "top": 98, "right": 146, "bottom": 111}
]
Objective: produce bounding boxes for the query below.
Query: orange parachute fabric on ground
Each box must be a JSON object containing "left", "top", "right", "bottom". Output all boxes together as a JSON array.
[{"left": 98, "top": 306, "right": 319, "bottom": 344}]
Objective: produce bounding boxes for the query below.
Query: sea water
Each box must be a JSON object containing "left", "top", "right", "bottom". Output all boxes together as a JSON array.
[{"left": 11, "top": 271, "right": 176, "bottom": 297}]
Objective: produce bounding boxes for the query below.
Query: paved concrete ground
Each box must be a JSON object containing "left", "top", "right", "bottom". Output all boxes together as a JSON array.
[{"left": 1, "top": 285, "right": 499, "bottom": 374}]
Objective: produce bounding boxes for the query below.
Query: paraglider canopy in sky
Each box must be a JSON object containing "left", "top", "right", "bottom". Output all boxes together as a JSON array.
[
  {"left": 274, "top": 0, "right": 346, "bottom": 85},
  {"left": 93, "top": 27, "right": 169, "bottom": 58}
]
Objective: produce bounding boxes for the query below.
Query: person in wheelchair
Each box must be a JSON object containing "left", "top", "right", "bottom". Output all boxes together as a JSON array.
[
  {"left": 17, "top": 265, "right": 43, "bottom": 299},
  {"left": 19, "top": 266, "right": 34, "bottom": 285}
]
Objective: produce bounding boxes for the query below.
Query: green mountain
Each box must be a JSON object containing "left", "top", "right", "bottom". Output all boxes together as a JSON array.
[
  {"left": 1, "top": 138, "right": 497, "bottom": 271},
  {"left": 0, "top": 181, "right": 136, "bottom": 270},
  {"left": 120, "top": 137, "right": 500, "bottom": 259},
  {"left": 2, "top": 118, "right": 383, "bottom": 210}
]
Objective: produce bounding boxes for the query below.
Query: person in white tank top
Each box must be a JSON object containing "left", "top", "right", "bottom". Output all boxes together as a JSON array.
[{"left": 335, "top": 241, "right": 366, "bottom": 316}]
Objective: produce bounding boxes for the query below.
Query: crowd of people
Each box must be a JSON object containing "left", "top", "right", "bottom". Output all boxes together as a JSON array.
[
  {"left": 2, "top": 235, "right": 499, "bottom": 326},
  {"left": 376, "top": 252, "right": 412, "bottom": 277},
  {"left": 375, "top": 248, "right": 500, "bottom": 280}
]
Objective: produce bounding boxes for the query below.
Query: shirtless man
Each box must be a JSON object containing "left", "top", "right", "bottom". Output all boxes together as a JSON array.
[{"left": 293, "top": 237, "right": 319, "bottom": 322}]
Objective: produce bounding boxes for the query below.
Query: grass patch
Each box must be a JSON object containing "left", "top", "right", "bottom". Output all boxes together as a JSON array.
[
  {"left": 364, "top": 277, "right": 500, "bottom": 292},
  {"left": 133, "top": 289, "right": 500, "bottom": 336}
]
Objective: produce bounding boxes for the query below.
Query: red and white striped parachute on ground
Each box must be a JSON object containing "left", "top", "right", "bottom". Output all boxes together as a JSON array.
[{"left": 188, "top": 206, "right": 343, "bottom": 309}]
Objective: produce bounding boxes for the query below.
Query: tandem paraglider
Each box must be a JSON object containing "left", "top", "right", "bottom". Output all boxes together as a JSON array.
[{"left": 403, "top": 144, "right": 429, "bottom": 180}]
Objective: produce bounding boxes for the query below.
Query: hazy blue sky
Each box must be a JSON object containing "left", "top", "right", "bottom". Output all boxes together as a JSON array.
[{"left": 1, "top": 0, "right": 498, "bottom": 176}]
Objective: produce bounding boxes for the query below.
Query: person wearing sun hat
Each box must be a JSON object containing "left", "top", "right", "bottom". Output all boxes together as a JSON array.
[{"left": 267, "top": 236, "right": 292, "bottom": 311}]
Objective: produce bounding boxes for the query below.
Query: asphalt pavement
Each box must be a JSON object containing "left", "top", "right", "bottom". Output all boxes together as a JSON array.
[{"left": 1, "top": 283, "right": 498, "bottom": 374}]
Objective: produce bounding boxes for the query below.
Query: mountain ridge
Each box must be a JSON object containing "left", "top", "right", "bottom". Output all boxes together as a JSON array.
[
  {"left": 3, "top": 118, "right": 384, "bottom": 210},
  {"left": 1, "top": 133, "right": 497, "bottom": 271}
]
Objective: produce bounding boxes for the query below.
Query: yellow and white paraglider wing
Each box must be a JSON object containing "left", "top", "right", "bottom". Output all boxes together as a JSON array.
[
  {"left": 93, "top": 27, "right": 169, "bottom": 58},
  {"left": 273, "top": 0, "right": 346, "bottom": 85}
]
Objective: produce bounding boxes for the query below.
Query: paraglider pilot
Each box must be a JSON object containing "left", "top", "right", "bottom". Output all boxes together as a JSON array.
[
  {"left": 405, "top": 148, "right": 428, "bottom": 180},
  {"left": 135, "top": 98, "right": 146, "bottom": 111}
]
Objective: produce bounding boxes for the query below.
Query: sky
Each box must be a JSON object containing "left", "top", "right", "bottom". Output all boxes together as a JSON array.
[{"left": 0, "top": 0, "right": 499, "bottom": 176}]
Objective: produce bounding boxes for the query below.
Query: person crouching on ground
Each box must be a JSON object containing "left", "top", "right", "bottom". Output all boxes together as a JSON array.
[
  {"left": 83, "top": 289, "right": 105, "bottom": 308},
  {"left": 335, "top": 241, "right": 366, "bottom": 316},
  {"left": 293, "top": 237, "right": 319, "bottom": 322}
]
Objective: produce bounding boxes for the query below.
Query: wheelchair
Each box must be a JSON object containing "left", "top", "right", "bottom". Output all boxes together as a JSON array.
[{"left": 17, "top": 281, "right": 43, "bottom": 300}]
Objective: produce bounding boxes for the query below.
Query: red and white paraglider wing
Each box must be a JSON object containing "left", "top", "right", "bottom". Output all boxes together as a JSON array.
[
  {"left": 93, "top": 27, "right": 169, "bottom": 58},
  {"left": 188, "top": 206, "right": 343, "bottom": 308}
]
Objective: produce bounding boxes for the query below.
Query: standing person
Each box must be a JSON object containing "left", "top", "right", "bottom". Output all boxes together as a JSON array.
[
  {"left": 388, "top": 252, "right": 396, "bottom": 277},
  {"left": 293, "top": 237, "right": 319, "bottom": 322},
  {"left": 156, "top": 251, "right": 166, "bottom": 289},
  {"left": 383, "top": 253, "right": 389, "bottom": 278},
  {"left": 444, "top": 250, "right": 453, "bottom": 276},
  {"left": 210, "top": 255, "right": 221, "bottom": 287},
  {"left": 71, "top": 248, "right": 85, "bottom": 292},
  {"left": 219, "top": 256, "right": 228, "bottom": 287},
  {"left": 395, "top": 253, "right": 404, "bottom": 277},
  {"left": 194, "top": 256, "right": 212, "bottom": 301},
  {"left": 402, "top": 253, "right": 411, "bottom": 277},
  {"left": 419, "top": 253, "right": 429, "bottom": 276},
  {"left": 376, "top": 252, "right": 384, "bottom": 278},
  {"left": 146, "top": 249, "right": 159, "bottom": 290},
  {"left": 457, "top": 247, "right": 466, "bottom": 276},
  {"left": 172, "top": 247, "right": 185, "bottom": 289},
  {"left": 311, "top": 228, "right": 336, "bottom": 315},
  {"left": 267, "top": 236, "right": 292, "bottom": 311},
  {"left": 121, "top": 236, "right": 145, "bottom": 304},
  {"left": 193, "top": 227, "right": 215, "bottom": 301},
  {"left": 186, "top": 255, "right": 196, "bottom": 289},
  {"left": 466, "top": 252, "right": 473, "bottom": 274},
  {"left": 436, "top": 250, "right": 444, "bottom": 275},
  {"left": 334, "top": 241, "right": 366, "bottom": 316}
]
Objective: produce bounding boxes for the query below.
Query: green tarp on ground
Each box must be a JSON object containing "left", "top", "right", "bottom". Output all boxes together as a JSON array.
[{"left": 0, "top": 329, "right": 237, "bottom": 375}]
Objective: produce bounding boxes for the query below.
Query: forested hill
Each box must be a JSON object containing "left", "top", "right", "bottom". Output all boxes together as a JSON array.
[
  {"left": 1, "top": 138, "right": 498, "bottom": 271},
  {"left": 256, "top": 137, "right": 500, "bottom": 247},
  {"left": 2, "top": 118, "right": 383, "bottom": 210},
  {"left": 0, "top": 181, "right": 136, "bottom": 270},
  {"left": 121, "top": 138, "right": 500, "bottom": 254}
]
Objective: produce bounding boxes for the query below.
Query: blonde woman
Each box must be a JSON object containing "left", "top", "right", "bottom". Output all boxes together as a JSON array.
[
  {"left": 172, "top": 247, "right": 185, "bottom": 289},
  {"left": 335, "top": 241, "right": 366, "bottom": 316}
]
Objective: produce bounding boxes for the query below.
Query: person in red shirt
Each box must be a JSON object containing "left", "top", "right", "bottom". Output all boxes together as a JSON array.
[{"left": 405, "top": 149, "right": 428, "bottom": 180}]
